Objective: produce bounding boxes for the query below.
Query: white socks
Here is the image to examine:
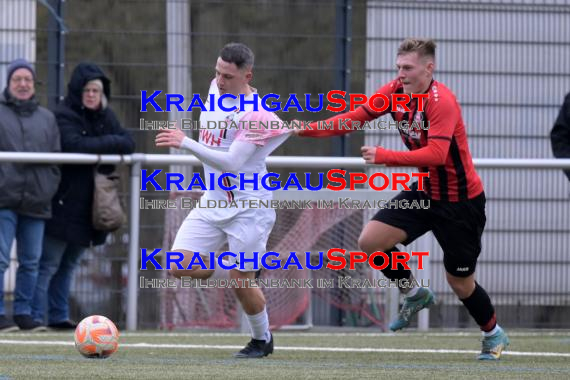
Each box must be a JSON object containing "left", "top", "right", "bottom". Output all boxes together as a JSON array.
[
  {"left": 406, "top": 286, "right": 419, "bottom": 298},
  {"left": 483, "top": 324, "right": 501, "bottom": 337},
  {"left": 246, "top": 307, "right": 271, "bottom": 342}
]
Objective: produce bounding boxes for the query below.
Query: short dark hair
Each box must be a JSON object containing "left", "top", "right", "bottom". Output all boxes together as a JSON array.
[
  {"left": 219, "top": 42, "right": 254, "bottom": 69},
  {"left": 397, "top": 38, "right": 436, "bottom": 60}
]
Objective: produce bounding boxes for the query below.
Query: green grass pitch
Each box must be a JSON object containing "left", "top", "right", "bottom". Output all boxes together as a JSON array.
[{"left": 1, "top": 330, "right": 569, "bottom": 379}]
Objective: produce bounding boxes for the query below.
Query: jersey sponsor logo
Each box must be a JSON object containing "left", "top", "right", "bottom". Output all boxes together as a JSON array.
[{"left": 199, "top": 129, "right": 222, "bottom": 146}]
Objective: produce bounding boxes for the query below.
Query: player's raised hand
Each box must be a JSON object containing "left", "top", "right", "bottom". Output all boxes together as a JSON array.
[
  {"left": 155, "top": 126, "right": 186, "bottom": 149},
  {"left": 361, "top": 146, "right": 378, "bottom": 164}
]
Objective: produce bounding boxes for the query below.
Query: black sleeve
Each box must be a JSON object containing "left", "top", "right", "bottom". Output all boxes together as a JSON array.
[
  {"left": 104, "top": 109, "right": 136, "bottom": 154},
  {"left": 48, "top": 111, "right": 61, "bottom": 153},
  {"left": 550, "top": 93, "right": 570, "bottom": 181},
  {"left": 48, "top": 112, "right": 61, "bottom": 190},
  {"left": 57, "top": 109, "right": 136, "bottom": 154}
]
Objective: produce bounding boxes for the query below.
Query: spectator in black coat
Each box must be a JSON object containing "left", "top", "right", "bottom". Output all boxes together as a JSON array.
[
  {"left": 31, "top": 63, "right": 135, "bottom": 329},
  {"left": 551, "top": 92, "right": 570, "bottom": 181}
]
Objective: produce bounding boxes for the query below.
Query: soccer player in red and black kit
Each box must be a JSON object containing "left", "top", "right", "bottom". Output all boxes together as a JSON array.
[{"left": 297, "top": 38, "right": 509, "bottom": 360}]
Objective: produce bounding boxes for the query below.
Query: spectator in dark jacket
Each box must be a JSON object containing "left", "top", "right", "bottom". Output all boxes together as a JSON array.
[
  {"left": 31, "top": 63, "right": 135, "bottom": 329},
  {"left": 551, "top": 92, "right": 570, "bottom": 181},
  {"left": 0, "top": 59, "right": 61, "bottom": 332}
]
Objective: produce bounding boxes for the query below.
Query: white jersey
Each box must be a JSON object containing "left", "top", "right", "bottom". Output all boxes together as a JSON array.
[{"left": 198, "top": 79, "right": 290, "bottom": 204}]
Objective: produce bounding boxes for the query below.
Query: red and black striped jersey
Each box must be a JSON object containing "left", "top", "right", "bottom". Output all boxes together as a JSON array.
[{"left": 301, "top": 78, "right": 484, "bottom": 201}]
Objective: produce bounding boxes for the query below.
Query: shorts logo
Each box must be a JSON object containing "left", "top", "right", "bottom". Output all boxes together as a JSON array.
[{"left": 456, "top": 267, "right": 469, "bottom": 272}]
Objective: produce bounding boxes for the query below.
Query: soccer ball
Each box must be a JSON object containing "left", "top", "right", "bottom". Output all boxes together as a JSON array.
[{"left": 74, "top": 315, "right": 119, "bottom": 359}]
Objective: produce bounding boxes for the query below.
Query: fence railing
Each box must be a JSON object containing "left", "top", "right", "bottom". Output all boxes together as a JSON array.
[{"left": 1, "top": 152, "right": 569, "bottom": 330}]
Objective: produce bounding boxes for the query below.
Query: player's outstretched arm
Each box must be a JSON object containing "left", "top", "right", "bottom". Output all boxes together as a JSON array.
[
  {"left": 298, "top": 82, "right": 396, "bottom": 138},
  {"left": 362, "top": 138, "right": 450, "bottom": 167},
  {"left": 296, "top": 105, "right": 378, "bottom": 138},
  {"left": 368, "top": 90, "right": 459, "bottom": 167},
  {"left": 181, "top": 137, "right": 257, "bottom": 172},
  {"left": 361, "top": 146, "right": 378, "bottom": 164},
  {"left": 155, "top": 128, "right": 257, "bottom": 172}
]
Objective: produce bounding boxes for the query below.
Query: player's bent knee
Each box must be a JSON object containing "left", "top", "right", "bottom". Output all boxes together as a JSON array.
[
  {"left": 166, "top": 249, "right": 215, "bottom": 279},
  {"left": 358, "top": 221, "right": 406, "bottom": 254},
  {"left": 357, "top": 235, "right": 373, "bottom": 254},
  {"left": 230, "top": 268, "right": 256, "bottom": 280},
  {"left": 446, "top": 272, "right": 476, "bottom": 298},
  {"left": 168, "top": 267, "right": 215, "bottom": 279},
  {"left": 168, "top": 268, "right": 180, "bottom": 278},
  {"left": 358, "top": 234, "right": 395, "bottom": 254},
  {"left": 169, "top": 268, "right": 194, "bottom": 279}
]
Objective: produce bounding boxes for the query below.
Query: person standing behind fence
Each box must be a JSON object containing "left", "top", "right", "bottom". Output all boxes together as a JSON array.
[
  {"left": 31, "top": 63, "right": 135, "bottom": 330},
  {"left": 551, "top": 92, "right": 570, "bottom": 182},
  {"left": 0, "top": 59, "right": 61, "bottom": 332}
]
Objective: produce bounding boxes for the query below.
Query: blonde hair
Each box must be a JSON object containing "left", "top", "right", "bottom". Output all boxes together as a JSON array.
[
  {"left": 397, "top": 38, "right": 436, "bottom": 60},
  {"left": 85, "top": 79, "right": 107, "bottom": 109}
]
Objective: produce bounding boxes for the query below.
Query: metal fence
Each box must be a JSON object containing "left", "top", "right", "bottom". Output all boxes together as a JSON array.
[
  {"left": 1, "top": 153, "right": 569, "bottom": 331},
  {"left": 1, "top": 0, "right": 569, "bottom": 330}
]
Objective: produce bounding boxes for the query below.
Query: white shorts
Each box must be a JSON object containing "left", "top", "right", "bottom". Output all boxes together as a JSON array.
[{"left": 171, "top": 206, "right": 276, "bottom": 272}]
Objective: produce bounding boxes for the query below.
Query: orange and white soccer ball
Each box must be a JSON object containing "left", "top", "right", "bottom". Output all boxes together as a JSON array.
[{"left": 74, "top": 315, "right": 119, "bottom": 359}]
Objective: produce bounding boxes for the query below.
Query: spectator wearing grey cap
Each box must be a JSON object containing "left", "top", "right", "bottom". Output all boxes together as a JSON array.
[{"left": 0, "top": 58, "right": 61, "bottom": 332}]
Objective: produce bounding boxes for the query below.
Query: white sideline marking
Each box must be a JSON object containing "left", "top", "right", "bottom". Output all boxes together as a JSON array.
[
  {"left": 0, "top": 339, "right": 569, "bottom": 358},
  {"left": 120, "top": 331, "right": 570, "bottom": 338},
  {"left": 3, "top": 331, "right": 570, "bottom": 338}
]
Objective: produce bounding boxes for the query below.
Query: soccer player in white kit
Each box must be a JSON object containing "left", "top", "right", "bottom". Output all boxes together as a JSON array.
[{"left": 155, "top": 43, "right": 291, "bottom": 358}]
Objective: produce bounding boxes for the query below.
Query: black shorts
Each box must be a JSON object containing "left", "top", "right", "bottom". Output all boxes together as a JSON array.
[{"left": 372, "top": 183, "right": 486, "bottom": 277}]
